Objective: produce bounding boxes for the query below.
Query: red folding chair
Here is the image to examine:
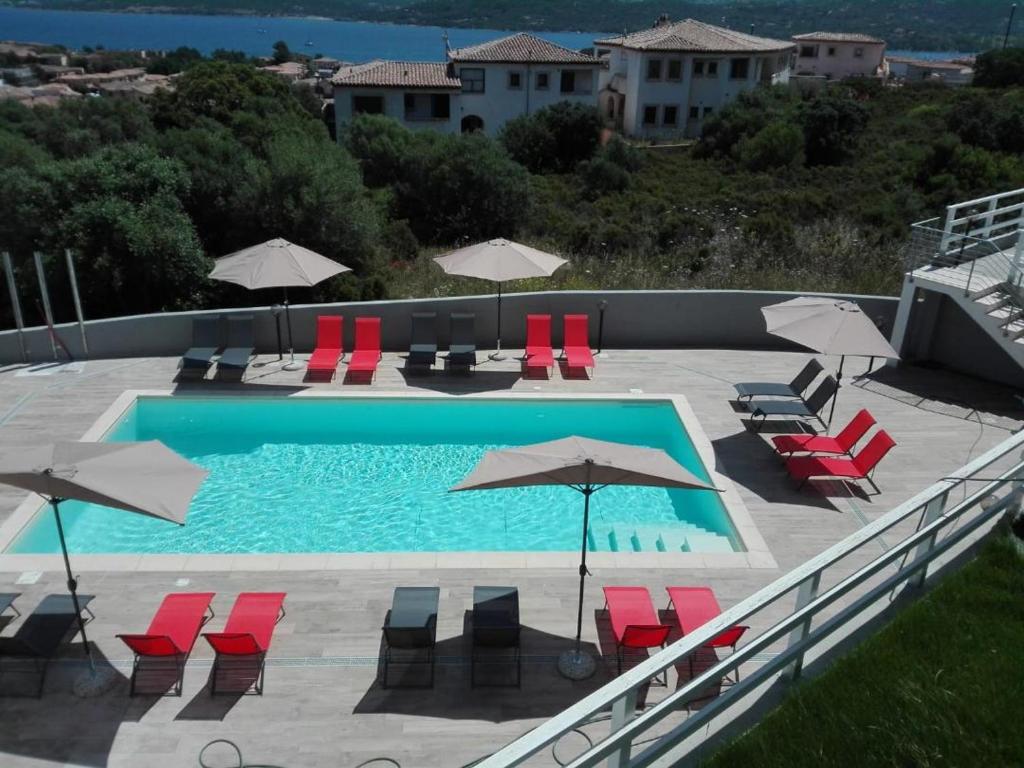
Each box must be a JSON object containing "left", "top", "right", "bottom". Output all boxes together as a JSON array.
[
  {"left": 786, "top": 430, "right": 896, "bottom": 493},
  {"left": 348, "top": 317, "right": 382, "bottom": 381},
  {"left": 665, "top": 586, "right": 748, "bottom": 682},
  {"left": 203, "top": 592, "right": 286, "bottom": 695},
  {"left": 524, "top": 314, "right": 554, "bottom": 376},
  {"left": 603, "top": 586, "right": 671, "bottom": 675},
  {"left": 562, "top": 314, "right": 595, "bottom": 374},
  {"left": 772, "top": 409, "right": 876, "bottom": 457},
  {"left": 307, "top": 315, "right": 343, "bottom": 381}
]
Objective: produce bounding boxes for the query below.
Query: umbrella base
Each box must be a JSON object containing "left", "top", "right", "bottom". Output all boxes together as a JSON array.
[
  {"left": 488, "top": 352, "right": 507, "bottom": 361},
  {"left": 73, "top": 666, "right": 118, "bottom": 698},
  {"left": 557, "top": 649, "right": 597, "bottom": 680},
  {"left": 282, "top": 360, "right": 305, "bottom": 371}
]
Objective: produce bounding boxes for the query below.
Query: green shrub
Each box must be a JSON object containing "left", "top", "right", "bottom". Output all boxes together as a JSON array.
[
  {"left": 500, "top": 101, "right": 603, "bottom": 173},
  {"left": 974, "top": 47, "right": 1024, "bottom": 87},
  {"left": 738, "top": 121, "right": 804, "bottom": 171}
]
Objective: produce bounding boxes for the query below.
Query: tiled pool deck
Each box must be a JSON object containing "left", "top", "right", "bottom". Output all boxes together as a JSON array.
[{"left": 0, "top": 350, "right": 1018, "bottom": 768}]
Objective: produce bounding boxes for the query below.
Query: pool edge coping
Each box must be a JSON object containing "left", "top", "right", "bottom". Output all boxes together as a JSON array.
[{"left": 0, "top": 388, "right": 777, "bottom": 572}]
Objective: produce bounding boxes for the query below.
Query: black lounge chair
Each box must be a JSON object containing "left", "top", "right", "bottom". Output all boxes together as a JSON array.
[
  {"left": 0, "top": 594, "right": 94, "bottom": 697},
  {"left": 0, "top": 593, "right": 20, "bottom": 622},
  {"left": 748, "top": 376, "right": 837, "bottom": 432},
  {"left": 217, "top": 316, "right": 255, "bottom": 379},
  {"left": 446, "top": 313, "right": 477, "bottom": 373},
  {"left": 734, "top": 358, "right": 823, "bottom": 402},
  {"left": 381, "top": 587, "right": 439, "bottom": 688},
  {"left": 180, "top": 317, "right": 222, "bottom": 378},
  {"left": 408, "top": 312, "right": 438, "bottom": 372},
  {"left": 471, "top": 586, "right": 521, "bottom": 688}
]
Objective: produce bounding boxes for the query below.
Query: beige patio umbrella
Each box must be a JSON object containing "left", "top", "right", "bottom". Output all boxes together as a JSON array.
[
  {"left": 452, "top": 436, "right": 718, "bottom": 679},
  {"left": 762, "top": 296, "right": 899, "bottom": 428},
  {"left": 211, "top": 238, "right": 352, "bottom": 370},
  {"left": 433, "top": 239, "right": 567, "bottom": 360},
  {"left": 0, "top": 441, "right": 208, "bottom": 695}
]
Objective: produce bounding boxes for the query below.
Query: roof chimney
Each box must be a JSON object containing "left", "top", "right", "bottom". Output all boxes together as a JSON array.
[{"left": 653, "top": 13, "right": 671, "bottom": 28}]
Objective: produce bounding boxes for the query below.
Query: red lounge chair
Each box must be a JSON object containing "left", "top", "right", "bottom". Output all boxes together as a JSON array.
[
  {"left": 203, "top": 592, "right": 286, "bottom": 695},
  {"left": 786, "top": 430, "right": 896, "bottom": 493},
  {"left": 307, "top": 315, "right": 343, "bottom": 381},
  {"left": 602, "top": 586, "right": 671, "bottom": 674},
  {"left": 117, "top": 592, "right": 215, "bottom": 696},
  {"left": 772, "top": 409, "right": 876, "bottom": 457},
  {"left": 665, "top": 586, "right": 748, "bottom": 681},
  {"left": 524, "top": 314, "right": 554, "bottom": 376},
  {"left": 562, "top": 314, "right": 595, "bottom": 373},
  {"left": 348, "top": 317, "right": 382, "bottom": 381}
]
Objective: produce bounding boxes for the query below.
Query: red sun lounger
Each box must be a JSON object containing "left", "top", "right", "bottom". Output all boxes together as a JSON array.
[
  {"left": 665, "top": 586, "right": 748, "bottom": 681},
  {"left": 307, "top": 315, "right": 343, "bottom": 381},
  {"left": 603, "top": 586, "right": 671, "bottom": 675},
  {"left": 524, "top": 314, "right": 554, "bottom": 376},
  {"left": 562, "top": 314, "right": 595, "bottom": 373},
  {"left": 348, "top": 317, "right": 382, "bottom": 381},
  {"left": 117, "top": 592, "right": 215, "bottom": 696},
  {"left": 203, "top": 592, "right": 286, "bottom": 695},
  {"left": 772, "top": 409, "right": 876, "bottom": 458},
  {"left": 786, "top": 430, "right": 896, "bottom": 494}
]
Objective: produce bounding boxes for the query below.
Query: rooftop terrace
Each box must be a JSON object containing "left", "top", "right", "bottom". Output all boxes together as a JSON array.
[{"left": 0, "top": 348, "right": 1019, "bottom": 767}]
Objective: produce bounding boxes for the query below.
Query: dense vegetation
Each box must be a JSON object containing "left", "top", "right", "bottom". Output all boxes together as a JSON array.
[
  {"left": 12, "top": 0, "right": 1024, "bottom": 51},
  {"left": 705, "top": 535, "right": 1024, "bottom": 767},
  {"left": 3, "top": 53, "right": 1024, "bottom": 327}
]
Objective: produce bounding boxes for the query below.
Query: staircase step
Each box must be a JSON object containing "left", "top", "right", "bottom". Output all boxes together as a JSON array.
[
  {"left": 977, "top": 293, "right": 1012, "bottom": 312},
  {"left": 968, "top": 282, "right": 1006, "bottom": 301},
  {"left": 657, "top": 528, "right": 690, "bottom": 553},
  {"left": 685, "top": 533, "right": 736, "bottom": 553}
]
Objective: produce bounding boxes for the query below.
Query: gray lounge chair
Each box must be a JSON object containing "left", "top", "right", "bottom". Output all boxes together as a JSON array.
[
  {"left": 734, "top": 359, "right": 823, "bottom": 402},
  {"left": 446, "top": 313, "right": 477, "bottom": 373},
  {"left": 217, "top": 316, "right": 255, "bottom": 379},
  {"left": 408, "top": 312, "right": 438, "bottom": 372},
  {"left": 471, "top": 586, "right": 521, "bottom": 688},
  {"left": 748, "top": 376, "right": 837, "bottom": 432},
  {"left": 381, "top": 587, "right": 439, "bottom": 688},
  {"left": 0, "top": 594, "right": 94, "bottom": 697},
  {"left": 180, "top": 317, "right": 222, "bottom": 377}
]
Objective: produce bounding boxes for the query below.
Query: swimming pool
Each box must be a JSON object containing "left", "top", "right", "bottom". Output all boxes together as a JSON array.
[{"left": 8, "top": 396, "right": 744, "bottom": 555}]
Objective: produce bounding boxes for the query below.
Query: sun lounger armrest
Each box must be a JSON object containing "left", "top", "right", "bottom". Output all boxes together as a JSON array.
[
  {"left": 620, "top": 624, "right": 672, "bottom": 649},
  {"left": 118, "top": 634, "right": 184, "bottom": 657},
  {"left": 204, "top": 631, "right": 263, "bottom": 656}
]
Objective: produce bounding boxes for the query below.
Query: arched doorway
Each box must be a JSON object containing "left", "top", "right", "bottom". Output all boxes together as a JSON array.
[{"left": 461, "top": 115, "right": 484, "bottom": 133}]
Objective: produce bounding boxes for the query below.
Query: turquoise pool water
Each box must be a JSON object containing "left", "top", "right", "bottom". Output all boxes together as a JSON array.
[{"left": 9, "top": 397, "right": 740, "bottom": 555}]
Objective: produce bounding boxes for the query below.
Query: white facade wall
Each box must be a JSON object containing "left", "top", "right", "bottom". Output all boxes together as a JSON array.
[
  {"left": 793, "top": 40, "right": 886, "bottom": 80},
  {"left": 332, "top": 86, "right": 460, "bottom": 133},
  {"left": 451, "top": 62, "right": 599, "bottom": 136}
]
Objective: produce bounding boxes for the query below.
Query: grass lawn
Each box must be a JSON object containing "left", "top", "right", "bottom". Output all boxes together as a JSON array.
[{"left": 705, "top": 535, "right": 1024, "bottom": 768}]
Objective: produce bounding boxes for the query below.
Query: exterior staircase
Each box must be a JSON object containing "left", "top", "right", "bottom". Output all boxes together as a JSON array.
[{"left": 587, "top": 521, "right": 735, "bottom": 553}]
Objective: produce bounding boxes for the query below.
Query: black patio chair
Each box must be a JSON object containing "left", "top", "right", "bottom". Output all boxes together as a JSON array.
[
  {"left": 0, "top": 594, "right": 95, "bottom": 697},
  {"left": 179, "top": 316, "right": 222, "bottom": 379},
  {"left": 733, "top": 358, "right": 823, "bottom": 402},
  {"left": 217, "top": 315, "right": 255, "bottom": 380},
  {"left": 381, "top": 587, "right": 439, "bottom": 688},
  {"left": 471, "top": 586, "right": 521, "bottom": 688},
  {"left": 408, "top": 312, "right": 438, "bottom": 373},
  {"left": 446, "top": 313, "right": 477, "bottom": 373},
  {"left": 748, "top": 376, "right": 837, "bottom": 432}
]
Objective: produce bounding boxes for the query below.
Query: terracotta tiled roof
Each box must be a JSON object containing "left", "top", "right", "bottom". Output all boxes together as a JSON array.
[
  {"left": 449, "top": 33, "right": 601, "bottom": 65},
  {"left": 331, "top": 61, "right": 461, "bottom": 89},
  {"left": 596, "top": 19, "right": 793, "bottom": 54},
  {"left": 793, "top": 32, "right": 885, "bottom": 44}
]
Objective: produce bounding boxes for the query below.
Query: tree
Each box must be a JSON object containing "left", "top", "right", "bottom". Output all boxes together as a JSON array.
[
  {"left": 500, "top": 101, "right": 603, "bottom": 173},
  {"left": 973, "top": 48, "right": 1024, "bottom": 87},
  {"left": 738, "top": 121, "right": 805, "bottom": 171},
  {"left": 146, "top": 46, "right": 203, "bottom": 75},
  {"left": 798, "top": 91, "right": 868, "bottom": 166},
  {"left": 343, "top": 113, "right": 417, "bottom": 188},
  {"left": 272, "top": 40, "right": 292, "bottom": 65}
]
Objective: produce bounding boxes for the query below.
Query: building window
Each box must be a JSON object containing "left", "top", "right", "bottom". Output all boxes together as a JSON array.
[
  {"left": 854, "top": 47, "right": 864, "bottom": 58},
  {"left": 667, "top": 59, "right": 682, "bottom": 80},
  {"left": 642, "top": 105, "right": 658, "bottom": 125},
  {"left": 663, "top": 105, "right": 678, "bottom": 126},
  {"left": 352, "top": 95, "right": 384, "bottom": 115},
  {"left": 507, "top": 71, "right": 522, "bottom": 89},
  {"left": 707, "top": 61, "right": 718, "bottom": 76},
  {"left": 431, "top": 94, "right": 450, "bottom": 119},
  {"left": 827, "top": 46, "right": 837, "bottom": 56},
  {"left": 799, "top": 45, "right": 817, "bottom": 58},
  {"left": 730, "top": 58, "right": 750, "bottom": 79},
  {"left": 403, "top": 92, "right": 451, "bottom": 121},
  {"left": 693, "top": 60, "right": 704, "bottom": 77},
  {"left": 778, "top": 55, "right": 788, "bottom": 67},
  {"left": 536, "top": 71, "right": 549, "bottom": 89},
  {"left": 560, "top": 70, "right": 576, "bottom": 93},
  {"left": 460, "top": 67, "right": 484, "bottom": 93},
  {"left": 646, "top": 58, "right": 662, "bottom": 80},
  {"left": 689, "top": 105, "right": 699, "bottom": 119},
  {"left": 703, "top": 106, "right": 714, "bottom": 118}
]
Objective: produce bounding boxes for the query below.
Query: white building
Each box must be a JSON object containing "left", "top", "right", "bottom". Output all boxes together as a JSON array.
[
  {"left": 792, "top": 32, "right": 886, "bottom": 80},
  {"left": 595, "top": 17, "right": 794, "bottom": 139},
  {"left": 330, "top": 33, "right": 603, "bottom": 137},
  {"left": 887, "top": 56, "right": 974, "bottom": 86}
]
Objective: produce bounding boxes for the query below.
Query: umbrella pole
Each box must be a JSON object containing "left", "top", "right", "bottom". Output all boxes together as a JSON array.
[
  {"left": 826, "top": 355, "right": 845, "bottom": 432},
  {"left": 489, "top": 282, "right": 505, "bottom": 361},
  {"left": 574, "top": 487, "right": 592, "bottom": 652},
  {"left": 557, "top": 485, "right": 597, "bottom": 680},
  {"left": 282, "top": 287, "right": 302, "bottom": 371},
  {"left": 51, "top": 499, "right": 95, "bottom": 675}
]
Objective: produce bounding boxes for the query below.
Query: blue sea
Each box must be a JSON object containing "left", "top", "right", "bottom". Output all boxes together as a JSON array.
[{"left": 0, "top": 6, "right": 602, "bottom": 62}]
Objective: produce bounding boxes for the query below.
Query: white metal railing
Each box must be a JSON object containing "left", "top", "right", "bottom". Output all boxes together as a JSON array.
[
  {"left": 936, "top": 187, "right": 1024, "bottom": 255},
  {"left": 476, "top": 429, "right": 1024, "bottom": 768}
]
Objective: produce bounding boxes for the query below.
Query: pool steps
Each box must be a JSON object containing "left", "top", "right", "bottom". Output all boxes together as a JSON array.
[{"left": 587, "top": 522, "right": 734, "bottom": 554}]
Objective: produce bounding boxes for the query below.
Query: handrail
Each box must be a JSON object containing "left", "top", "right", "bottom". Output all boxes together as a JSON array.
[{"left": 477, "top": 430, "right": 1024, "bottom": 768}]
